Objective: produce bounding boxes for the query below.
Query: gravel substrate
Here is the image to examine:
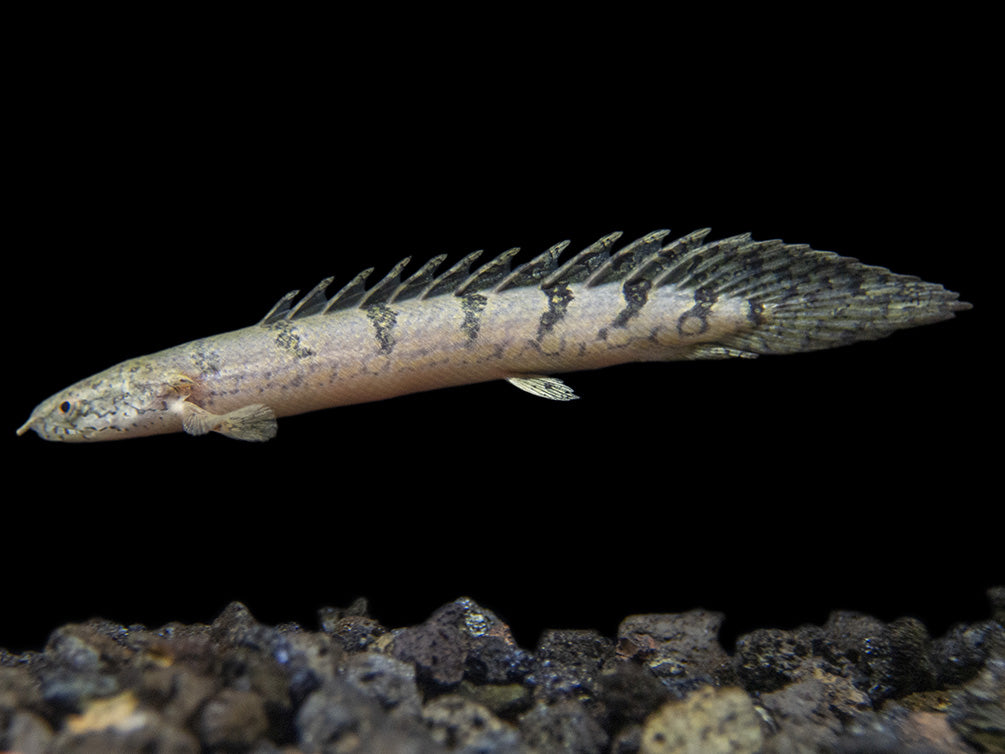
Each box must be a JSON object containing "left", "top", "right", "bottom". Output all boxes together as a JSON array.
[{"left": 2, "top": 589, "right": 1003, "bottom": 753}]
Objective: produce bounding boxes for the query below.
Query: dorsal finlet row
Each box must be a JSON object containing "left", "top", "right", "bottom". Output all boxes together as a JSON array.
[{"left": 258, "top": 228, "right": 801, "bottom": 326}]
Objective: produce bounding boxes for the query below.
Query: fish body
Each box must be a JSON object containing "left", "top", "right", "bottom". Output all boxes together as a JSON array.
[{"left": 17, "top": 229, "right": 970, "bottom": 442}]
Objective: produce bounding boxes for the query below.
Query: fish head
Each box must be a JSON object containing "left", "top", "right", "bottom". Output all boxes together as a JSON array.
[{"left": 17, "top": 359, "right": 186, "bottom": 442}]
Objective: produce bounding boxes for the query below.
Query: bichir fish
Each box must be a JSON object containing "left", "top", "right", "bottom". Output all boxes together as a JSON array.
[{"left": 17, "top": 229, "right": 970, "bottom": 442}]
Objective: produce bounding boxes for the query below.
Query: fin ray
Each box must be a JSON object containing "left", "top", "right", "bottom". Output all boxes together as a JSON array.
[
  {"left": 287, "top": 277, "right": 334, "bottom": 320},
  {"left": 585, "top": 230, "right": 670, "bottom": 288},
  {"left": 322, "top": 268, "right": 374, "bottom": 313},
  {"left": 258, "top": 290, "right": 300, "bottom": 326},
  {"left": 359, "top": 258, "right": 412, "bottom": 307},
  {"left": 495, "top": 241, "right": 569, "bottom": 292},
  {"left": 626, "top": 228, "right": 711, "bottom": 286},
  {"left": 390, "top": 254, "right": 448, "bottom": 303},
  {"left": 421, "top": 251, "right": 484, "bottom": 299},
  {"left": 506, "top": 375, "right": 579, "bottom": 401},
  {"left": 180, "top": 402, "right": 277, "bottom": 441},
  {"left": 455, "top": 248, "right": 522, "bottom": 296},
  {"left": 540, "top": 231, "right": 622, "bottom": 288}
]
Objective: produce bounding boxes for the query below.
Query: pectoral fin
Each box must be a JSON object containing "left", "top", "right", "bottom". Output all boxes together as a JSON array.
[
  {"left": 506, "top": 375, "right": 579, "bottom": 401},
  {"left": 180, "top": 401, "right": 277, "bottom": 442}
]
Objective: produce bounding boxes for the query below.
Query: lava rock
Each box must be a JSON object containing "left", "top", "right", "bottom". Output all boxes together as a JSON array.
[
  {"left": 733, "top": 623, "right": 824, "bottom": 692},
  {"left": 391, "top": 597, "right": 529, "bottom": 690},
  {"left": 842, "top": 701, "right": 977, "bottom": 753},
  {"left": 197, "top": 688, "right": 268, "bottom": 749},
  {"left": 528, "top": 629, "right": 615, "bottom": 703},
  {"left": 132, "top": 664, "right": 217, "bottom": 729},
  {"left": 324, "top": 614, "right": 387, "bottom": 653},
  {"left": 990, "top": 586, "right": 1005, "bottom": 626},
  {"left": 319, "top": 597, "right": 387, "bottom": 653},
  {"left": 209, "top": 601, "right": 261, "bottom": 649},
  {"left": 519, "top": 698, "right": 609, "bottom": 753},
  {"left": 596, "top": 660, "right": 671, "bottom": 730},
  {"left": 640, "top": 685, "right": 762, "bottom": 754},
  {"left": 49, "top": 691, "right": 201, "bottom": 754},
  {"left": 2, "top": 709, "right": 54, "bottom": 753},
  {"left": 931, "top": 618, "right": 1005, "bottom": 686},
  {"left": 341, "top": 651, "right": 422, "bottom": 717},
  {"left": 456, "top": 679, "right": 531, "bottom": 719},
  {"left": 2, "top": 589, "right": 1002, "bottom": 752},
  {"left": 465, "top": 633, "right": 534, "bottom": 685},
  {"left": 391, "top": 614, "right": 468, "bottom": 689},
  {"left": 50, "top": 719, "right": 201, "bottom": 754},
  {"left": 141, "top": 623, "right": 216, "bottom": 675},
  {"left": 949, "top": 656, "right": 1005, "bottom": 752},
  {"left": 617, "top": 610, "right": 734, "bottom": 688},
  {"left": 1, "top": 665, "right": 47, "bottom": 719},
  {"left": 422, "top": 693, "right": 522, "bottom": 752},
  {"left": 822, "top": 612, "right": 935, "bottom": 702},
  {"left": 295, "top": 677, "right": 433, "bottom": 752},
  {"left": 37, "top": 666, "right": 119, "bottom": 715},
  {"left": 758, "top": 676, "right": 871, "bottom": 752},
  {"left": 735, "top": 611, "right": 938, "bottom": 703}
]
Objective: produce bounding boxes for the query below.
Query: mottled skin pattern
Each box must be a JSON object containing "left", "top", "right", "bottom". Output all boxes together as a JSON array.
[{"left": 17, "top": 230, "right": 969, "bottom": 442}]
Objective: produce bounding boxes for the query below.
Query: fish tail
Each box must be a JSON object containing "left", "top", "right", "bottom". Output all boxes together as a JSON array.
[{"left": 660, "top": 235, "right": 972, "bottom": 355}]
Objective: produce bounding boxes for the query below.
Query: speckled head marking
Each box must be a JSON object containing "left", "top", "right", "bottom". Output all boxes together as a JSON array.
[{"left": 16, "top": 359, "right": 188, "bottom": 442}]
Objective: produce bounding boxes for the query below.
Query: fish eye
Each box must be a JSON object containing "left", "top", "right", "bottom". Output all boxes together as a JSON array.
[{"left": 59, "top": 400, "right": 73, "bottom": 414}]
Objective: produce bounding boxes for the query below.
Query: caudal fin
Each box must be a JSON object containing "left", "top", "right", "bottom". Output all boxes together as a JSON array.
[{"left": 662, "top": 234, "right": 972, "bottom": 355}]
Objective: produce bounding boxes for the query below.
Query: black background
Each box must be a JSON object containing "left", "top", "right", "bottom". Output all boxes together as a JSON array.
[{"left": 5, "top": 11, "right": 1000, "bottom": 654}]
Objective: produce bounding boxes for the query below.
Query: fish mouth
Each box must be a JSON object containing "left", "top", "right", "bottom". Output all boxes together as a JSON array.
[{"left": 16, "top": 416, "right": 35, "bottom": 436}]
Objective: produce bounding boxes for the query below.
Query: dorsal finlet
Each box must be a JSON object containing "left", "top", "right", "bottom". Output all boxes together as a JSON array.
[
  {"left": 494, "top": 241, "right": 570, "bottom": 293},
  {"left": 651, "top": 232, "right": 754, "bottom": 290},
  {"left": 540, "top": 231, "right": 623, "bottom": 288},
  {"left": 286, "top": 276, "right": 335, "bottom": 320},
  {"left": 455, "top": 247, "right": 522, "bottom": 297},
  {"left": 421, "top": 250, "right": 484, "bottom": 299},
  {"left": 322, "top": 268, "right": 374, "bottom": 314},
  {"left": 390, "top": 254, "right": 449, "bottom": 303},
  {"left": 359, "top": 257, "right": 412, "bottom": 308},
  {"left": 258, "top": 289, "right": 300, "bottom": 326},
  {"left": 625, "top": 227, "right": 711, "bottom": 286},
  {"left": 584, "top": 230, "right": 671, "bottom": 288}
]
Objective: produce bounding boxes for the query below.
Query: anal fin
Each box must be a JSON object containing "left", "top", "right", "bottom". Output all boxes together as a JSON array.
[
  {"left": 506, "top": 375, "right": 579, "bottom": 401},
  {"left": 181, "top": 401, "right": 278, "bottom": 442},
  {"left": 685, "top": 345, "right": 759, "bottom": 360}
]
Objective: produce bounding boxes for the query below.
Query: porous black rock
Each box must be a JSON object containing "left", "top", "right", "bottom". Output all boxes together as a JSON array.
[
  {"left": 197, "top": 687, "right": 268, "bottom": 749},
  {"left": 391, "top": 597, "right": 530, "bottom": 690},
  {"left": 931, "top": 618, "right": 1005, "bottom": 687},
  {"left": 595, "top": 660, "right": 671, "bottom": 729},
  {"left": 527, "top": 629, "right": 615, "bottom": 704},
  {"left": 1, "top": 589, "right": 1001, "bottom": 752},
  {"left": 423, "top": 693, "right": 523, "bottom": 752},
  {"left": 948, "top": 656, "right": 1005, "bottom": 752},
  {"left": 519, "top": 698, "right": 609, "bottom": 754},
  {"left": 733, "top": 623, "right": 824, "bottom": 692},
  {"left": 617, "top": 610, "right": 733, "bottom": 687}
]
